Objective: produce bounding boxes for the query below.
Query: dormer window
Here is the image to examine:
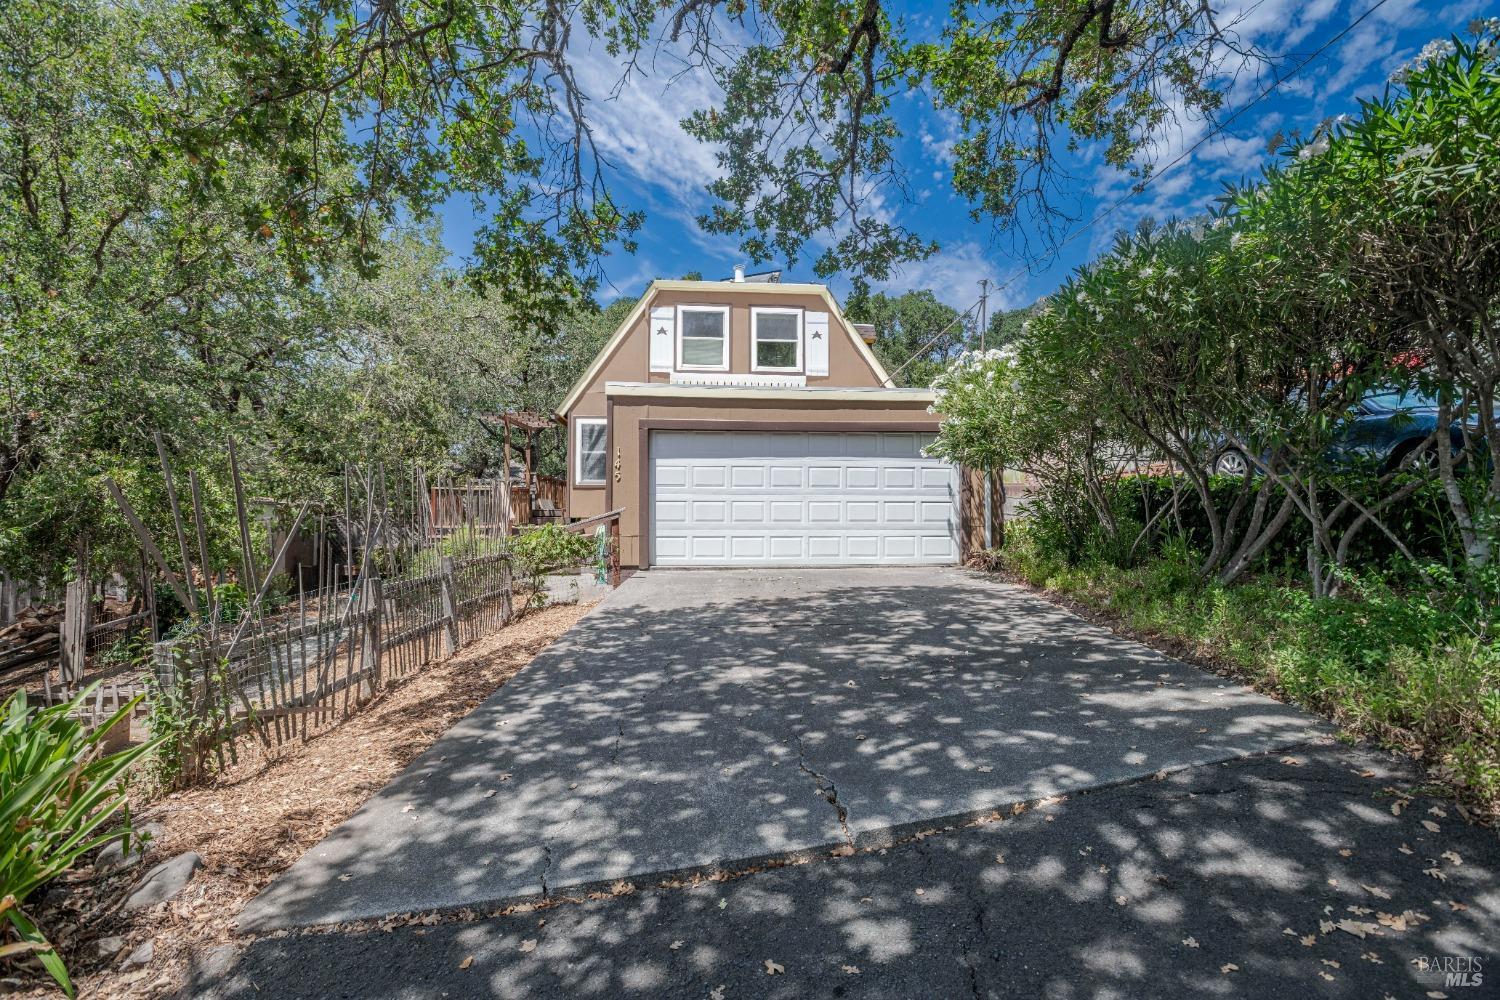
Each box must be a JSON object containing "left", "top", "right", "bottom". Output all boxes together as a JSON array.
[
  {"left": 677, "top": 305, "right": 729, "bottom": 370},
  {"left": 751, "top": 307, "right": 802, "bottom": 372}
]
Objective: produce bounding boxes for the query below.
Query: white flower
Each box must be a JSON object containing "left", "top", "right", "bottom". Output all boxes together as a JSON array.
[
  {"left": 1075, "top": 290, "right": 1089, "bottom": 304},
  {"left": 1230, "top": 232, "right": 1244, "bottom": 250},
  {"left": 1392, "top": 38, "right": 1457, "bottom": 81},
  {"left": 1133, "top": 303, "right": 1148, "bottom": 314},
  {"left": 1296, "top": 134, "right": 1331, "bottom": 160},
  {"left": 1394, "top": 142, "right": 1435, "bottom": 166},
  {"left": 1164, "top": 266, "right": 1179, "bottom": 279},
  {"left": 1139, "top": 264, "right": 1154, "bottom": 279}
]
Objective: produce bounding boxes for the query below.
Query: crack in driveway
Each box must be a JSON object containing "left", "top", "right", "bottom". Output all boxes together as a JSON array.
[{"left": 794, "top": 732, "right": 854, "bottom": 847}]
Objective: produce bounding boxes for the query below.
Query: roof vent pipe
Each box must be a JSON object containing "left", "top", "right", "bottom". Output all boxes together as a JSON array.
[{"left": 732, "top": 264, "right": 745, "bottom": 282}]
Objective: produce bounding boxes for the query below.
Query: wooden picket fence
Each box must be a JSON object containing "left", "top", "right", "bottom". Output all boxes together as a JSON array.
[{"left": 153, "top": 552, "right": 516, "bottom": 753}]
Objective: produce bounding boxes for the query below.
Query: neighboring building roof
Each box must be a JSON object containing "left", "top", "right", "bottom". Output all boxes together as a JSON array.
[
  {"left": 555, "top": 280, "right": 894, "bottom": 418},
  {"left": 603, "top": 382, "right": 934, "bottom": 403},
  {"left": 852, "top": 322, "right": 877, "bottom": 345}
]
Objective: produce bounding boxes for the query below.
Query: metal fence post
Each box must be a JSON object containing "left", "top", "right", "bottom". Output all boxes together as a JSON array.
[
  {"left": 438, "top": 556, "right": 461, "bottom": 655},
  {"left": 361, "top": 575, "right": 383, "bottom": 696}
]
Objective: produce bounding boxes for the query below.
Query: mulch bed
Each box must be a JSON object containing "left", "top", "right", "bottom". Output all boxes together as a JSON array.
[{"left": 4, "top": 601, "right": 593, "bottom": 1000}]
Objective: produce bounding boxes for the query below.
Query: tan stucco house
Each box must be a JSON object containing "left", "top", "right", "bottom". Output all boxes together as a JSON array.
[{"left": 555, "top": 273, "right": 981, "bottom": 569}]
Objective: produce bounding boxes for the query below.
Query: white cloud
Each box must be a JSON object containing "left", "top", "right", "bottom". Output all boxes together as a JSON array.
[
  {"left": 866, "top": 241, "right": 1027, "bottom": 311},
  {"left": 567, "top": 36, "right": 727, "bottom": 202}
]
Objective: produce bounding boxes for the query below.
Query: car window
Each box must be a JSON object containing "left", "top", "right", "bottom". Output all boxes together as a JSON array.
[{"left": 1362, "top": 388, "right": 1435, "bottom": 412}]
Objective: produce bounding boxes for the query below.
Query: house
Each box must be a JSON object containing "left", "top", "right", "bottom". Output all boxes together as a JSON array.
[{"left": 555, "top": 271, "right": 985, "bottom": 569}]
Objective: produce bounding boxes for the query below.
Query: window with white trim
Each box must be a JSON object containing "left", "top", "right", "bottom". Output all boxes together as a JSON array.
[
  {"left": 676, "top": 305, "right": 729, "bottom": 370},
  {"left": 751, "top": 307, "right": 802, "bottom": 372},
  {"left": 575, "top": 418, "right": 607, "bottom": 485}
]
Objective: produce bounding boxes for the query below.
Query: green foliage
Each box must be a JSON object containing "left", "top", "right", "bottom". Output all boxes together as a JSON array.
[
  {"left": 0, "top": 686, "right": 160, "bottom": 995},
  {"left": 999, "top": 520, "right": 1500, "bottom": 815},
  {"left": 932, "top": 25, "right": 1500, "bottom": 597},
  {"left": 509, "top": 524, "right": 597, "bottom": 608},
  {"left": 686, "top": 0, "right": 1242, "bottom": 274},
  {"left": 143, "top": 656, "right": 234, "bottom": 792}
]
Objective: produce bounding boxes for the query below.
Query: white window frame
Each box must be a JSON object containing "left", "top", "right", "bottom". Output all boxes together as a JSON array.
[
  {"left": 675, "top": 304, "right": 730, "bottom": 371},
  {"left": 750, "top": 306, "right": 803, "bottom": 373},
  {"left": 574, "top": 417, "right": 608, "bottom": 486}
]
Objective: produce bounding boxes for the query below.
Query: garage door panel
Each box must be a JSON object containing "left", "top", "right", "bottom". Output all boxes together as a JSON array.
[
  {"left": 731, "top": 501, "right": 765, "bottom": 522},
  {"left": 769, "top": 466, "right": 803, "bottom": 488},
  {"left": 882, "top": 433, "right": 919, "bottom": 457},
  {"left": 769, "top": 536, "right": 805, "bottom": 559},
  {"left": 807, "top": 500, "right": 842, "bottom": 522},
  {"left": 730, "top": 536, "right": 767, "bottom": 559},
  {"left": 690, "top": 536, "right": 727, "bottom": 559},
  {"left": 884, "top": 467, "right": 916, "bottom": 489},
  {"left": 884, "top": 500, "right": 916, "bottom": 522},
  {"left": 921, "top": 534, "right": 956, "bottom": 557},
  {"left": 691, "top": 500, "right": 727, "bottom": 522},
  {"left": 920, "top": 466, "right": 952, "bottom": 489},
  {"left": 730, "top": 466, "right": 766, "bottom": 488},
  {"left": 808, "top": 536, "right": 842, "bottom": 557},
  {"left": 656, "top": 465, "right": 689, "bottom": 488},
  {"left": 651, "top": 431, "right": 958, "bottom": 567},
  {"left": 769, "top": 500, "right": 803, "bottom": 522},
  {"left": 883, "top": 536, "right": 917, "bottom": 558},
  {"left": 656, "top": 536, "right": 689, "bottom": 559},
  {"left": 766, "top": 434, "right": 809, "bottom": 457},
  {"left": 807, "top": 433, "right": 846, "bottom": 455},
  {"left": 808, "top": 466, "right": 842, "bottom": 488},
  {"left": 655, "top": 500, "right": 689, "bottom": 523}
]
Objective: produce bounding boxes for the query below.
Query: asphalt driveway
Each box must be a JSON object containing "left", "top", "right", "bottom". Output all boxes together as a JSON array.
[{"left": 240, "top": 568, "right": 1325, "bottom": 931}]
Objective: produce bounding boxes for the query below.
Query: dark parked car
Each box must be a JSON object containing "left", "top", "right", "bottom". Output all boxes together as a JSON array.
[{"left": 1211, "top": 388, "right": 1482, "bottom": 477}]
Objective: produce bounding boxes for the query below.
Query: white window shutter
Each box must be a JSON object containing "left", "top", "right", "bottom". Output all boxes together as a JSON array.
[
  {"left": 649, "top": 306, "right": 674, "bottom": 372},
  {"left": 805, "top": 311, "right": 830, "bottom": 376}
]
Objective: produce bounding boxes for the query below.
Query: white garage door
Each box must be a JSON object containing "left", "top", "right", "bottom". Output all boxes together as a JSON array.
[{"left": 650, "top": 430, "right": 959, "bottom": 566}]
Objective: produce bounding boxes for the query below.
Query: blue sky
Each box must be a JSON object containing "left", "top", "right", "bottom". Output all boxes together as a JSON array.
[{"left": 437, "top": 0, "right": 1491, "bottom": 313}]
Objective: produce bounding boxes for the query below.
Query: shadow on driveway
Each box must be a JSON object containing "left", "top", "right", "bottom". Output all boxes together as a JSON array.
[
  {"left": 239, "top": 568, "right": 1325, "bottom": 931},
  {"left": 197, "top": 744, "right": 1496, "bottom": 999}
]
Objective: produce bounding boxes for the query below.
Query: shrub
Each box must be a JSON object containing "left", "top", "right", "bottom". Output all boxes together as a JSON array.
[
  {"left": 0, "top": 687, "right": 160, "bottom": 996},
  {"left": 510, "top": 523, "right": 599, "bottom": 607},
  {"left": 994, "top": 519, "right": 1500, "bottom": 815}
]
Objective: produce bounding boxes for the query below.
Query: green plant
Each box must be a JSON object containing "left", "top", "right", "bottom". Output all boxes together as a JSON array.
[
  {"left": 994, "top": 518, "right": 1500, "bottom": 817},
  {"left": 143, "top": 653, "right": 237, "bottom": 791},
  {"left": 93, "top": 628, "right": 152, "bottom": 672},
  {"left": 509, "top": 523, "right": 596, "bottom": 608},
  {"left": 0, "top": 686, "right": 160, "bottom": 996}
]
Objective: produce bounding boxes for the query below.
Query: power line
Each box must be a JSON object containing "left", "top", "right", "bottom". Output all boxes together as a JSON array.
[
  {"left": 883, "top": 0, "right": 1394, "bottom": 383},
  {"left": 1034, "top": 0, "right": 1393, "bottom": 267}
]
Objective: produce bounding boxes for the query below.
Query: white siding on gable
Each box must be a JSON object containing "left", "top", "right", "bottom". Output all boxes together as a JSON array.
[
  {"left": 805, "top": 311, "right": 830, "bottom": 376},
  {"left": 648, "top": 306, "right": 675, "bottom": 373}
]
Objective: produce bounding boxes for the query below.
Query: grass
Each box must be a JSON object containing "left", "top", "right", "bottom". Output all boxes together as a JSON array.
[{"left": 991, "top": 527, "right": 1500, "bottom": 819}]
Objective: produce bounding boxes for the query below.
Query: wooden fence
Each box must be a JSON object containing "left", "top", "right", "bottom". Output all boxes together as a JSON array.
[{"left": 154, "top": 552, "right": 517, "bottom": 752}]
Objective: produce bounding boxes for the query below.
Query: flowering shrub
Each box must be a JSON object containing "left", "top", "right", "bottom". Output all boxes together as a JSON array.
[{"left": 929, "top": 24, "right": 1500, "bottom": 595}]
